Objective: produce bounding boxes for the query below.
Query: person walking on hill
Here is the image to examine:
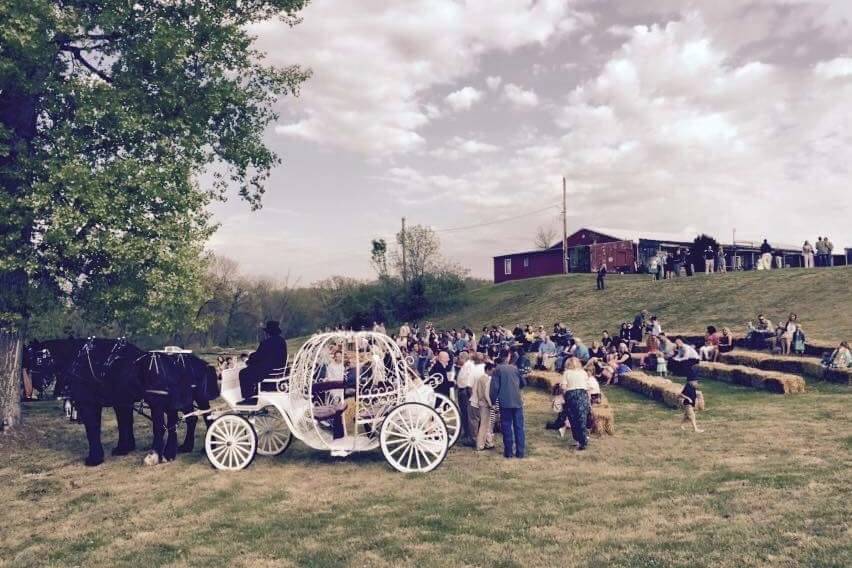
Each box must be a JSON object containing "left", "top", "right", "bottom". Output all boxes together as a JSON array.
[
  {"left": 561, "top": 357, "right": 592, "bottom": 450},
  {"left": 678, "top": 368, "right": 704, "bottom": 433},
  {"left": 802, "top": 241, "right": 815, "bottom": 268},
  {"left": 758, "top": 239, "right": 773, "bottom": 270},
  {"left": 490, "top": 351, "right": 527, "bottom": 458},
  {"left": 596, "top": 263, "right": 607, "bottom": 290}
]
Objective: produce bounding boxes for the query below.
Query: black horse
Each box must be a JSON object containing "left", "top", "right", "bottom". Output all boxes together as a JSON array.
[
  {"left": 68, "top": 338, "right": 144, "bottom": 466},
  {"left": 25, "top": 338, "right": 86, "bottom": 400},
  {"left": 135, "top": 351, "right": 218, "bottom": 463}
]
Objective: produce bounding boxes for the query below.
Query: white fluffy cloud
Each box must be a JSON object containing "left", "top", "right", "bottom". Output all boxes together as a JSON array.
[
  {"left": 429, "top": 136, "right": 500, "bottom": 160},
  {"left": 257, "top": 0, "right": 581, "bottom": 156},
  {"left": 445, "top": 87, "right": 483, "bottom": 111},
  {"left": 486, "top": 75, "right": 503, "bottom": 90},
  {"left": 503, "top": 83, "right": 540, "bottom": 108}
]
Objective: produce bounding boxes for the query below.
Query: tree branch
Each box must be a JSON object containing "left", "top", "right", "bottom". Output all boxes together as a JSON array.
[{"left": 61, "top": 46, "right": 113, "bottom": 84}]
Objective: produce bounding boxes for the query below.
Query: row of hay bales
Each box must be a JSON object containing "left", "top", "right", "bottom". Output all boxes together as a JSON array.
[
  {"left": 618, "top": 371, "right": 683, "bottom": 409},
  {"left": 718, "top": 351, "right": 852, "bottom": 385},
  {"left": 698, "top": 361, "right": 806, "bottom": 394},
  {"left": 526, "top": 370, "right": 615, "bottom": 435},
  {"left": 625, "top": 353, "right": 806, "bottom": 395}
]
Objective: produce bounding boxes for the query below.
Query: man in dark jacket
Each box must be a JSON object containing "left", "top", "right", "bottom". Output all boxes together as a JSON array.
[
  {"left": 489, "top": 350, "right": 527, "bottom": 458},
  {"left": 239, "top": 320, "right": 287, "bottom": 402}
]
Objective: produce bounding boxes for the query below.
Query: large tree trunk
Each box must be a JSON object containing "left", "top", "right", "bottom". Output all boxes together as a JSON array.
[{"left": 0, "top": 330, "right": 23, "bottom": 431}]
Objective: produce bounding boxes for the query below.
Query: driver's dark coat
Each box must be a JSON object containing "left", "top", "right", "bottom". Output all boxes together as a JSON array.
[{"left": 246, "top": 334, "right": 287, "bottom": 376}]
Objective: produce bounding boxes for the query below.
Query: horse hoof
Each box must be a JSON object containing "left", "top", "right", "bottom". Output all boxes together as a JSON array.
[
  {"left": 84, "top": 456, "right": 104, "bottom": 467},
  {"left": 142, "top": 452, "right": 162, "bottom": 466},
  {"left": 176, "top": 444, "right": 194, "bottom": 454}
]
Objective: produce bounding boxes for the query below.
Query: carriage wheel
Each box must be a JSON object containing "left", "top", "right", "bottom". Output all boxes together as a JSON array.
[
  {"left": 252, "top": 406, "right": 293, "bottom": 457},
  {"left": 380, "top": 403, "right": 449, "bottom": 474},
  {"left": 432, "top": 393, "right": 461, "bottom": 448},
  {"left": 205, "top": 414, "right": 257, "bottom": 471}
]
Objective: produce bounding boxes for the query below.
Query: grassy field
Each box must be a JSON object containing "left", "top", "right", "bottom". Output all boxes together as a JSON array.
[
  {"left": 2, "top": 378, "right": 850, "bottom": 567},
  {"left": 438, "top": 267, "right": 852, "bottom": 342},
  {"left": 2, "top": 267, "right": 851, "bottom": 567}
]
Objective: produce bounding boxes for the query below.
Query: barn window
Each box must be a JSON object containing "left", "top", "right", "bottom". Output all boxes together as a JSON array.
[
  {"left": 523, "top": 257, "right": 529, "bottom": 268},
  {"left": 504, "top": 258, "right": 512, "bottom": 275}
]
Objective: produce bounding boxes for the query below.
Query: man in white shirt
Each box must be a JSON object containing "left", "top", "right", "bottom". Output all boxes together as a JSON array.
[
  {"left": 454, "top": 352, "right": 477, "bottom": 446},
  {"left": 399, "top": 322, "right": 411, "bottom": 340},
  {"left": 669, "top": 337, "right": 700, "bottom": 377}
]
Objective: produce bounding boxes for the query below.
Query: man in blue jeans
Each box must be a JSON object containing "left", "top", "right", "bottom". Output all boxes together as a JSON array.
[{"left": 489, "top": 350, "right": 527, "bottom": 458}]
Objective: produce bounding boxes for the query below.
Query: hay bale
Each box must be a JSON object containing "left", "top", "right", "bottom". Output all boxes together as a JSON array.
[
  {"left": 527, "top": 370, "right": 562, "bottom": 391},
  {"left": 698, "top": 362, "right": 806, "bottom": 394},
  {"left": 591, "top": 395, "right": 615, "bottom": 435},
  {"left": 618, "top": 371, "right": 682, "bottom": 408},
  {"left": 719, "top": 350, "right": 852, "bottom": 385}
]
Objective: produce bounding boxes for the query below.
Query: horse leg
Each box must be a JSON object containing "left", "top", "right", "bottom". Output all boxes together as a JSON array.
[
  {"left": 178, "top": 411, "right": 196, "bottom": 454},
  {"left": 78, "top": 402, "right": 104, "bottom": 466},
  {"left": 163, "top": 409, "right": 179, "bottom": 461},
  {"left": 150, "top": 401, "right": 166, "bottom": 462},
  {"left": 111, "top": 404, "right": 136, "bottom": 456}
]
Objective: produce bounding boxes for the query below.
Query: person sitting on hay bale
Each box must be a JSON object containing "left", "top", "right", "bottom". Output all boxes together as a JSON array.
[
  {"left": 668, "top": 337, "right": 700, "bottom": 377},
  {"left": 699, "top": 326, "right": 721, "bottom": 362},
  {"left": 719, "top": 328, "right": 734, "bottom": 354},
  {"left": 746, "top": 314, "right": 776, "bottom": 349},
  {"left": 678, "top": 367, "right": 705, "bottom": 433},
  {"left": 535, "top": 336, "right": 557, "bottom": 370},
  {"left": 822, "top": 341, "right": 852, "bottom": 369}
]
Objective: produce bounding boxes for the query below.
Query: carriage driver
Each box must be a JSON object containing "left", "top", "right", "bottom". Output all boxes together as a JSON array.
[{"left": 238, "top": 320, "right": 287, "bottom": 404}]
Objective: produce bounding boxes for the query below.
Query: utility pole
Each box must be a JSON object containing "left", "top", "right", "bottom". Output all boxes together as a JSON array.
[
  {"left": 401, "top": 216, "right": 407, "bottom": 285},
  {"left": 562, "top": 176, "right": 568, "bottom": 274}
]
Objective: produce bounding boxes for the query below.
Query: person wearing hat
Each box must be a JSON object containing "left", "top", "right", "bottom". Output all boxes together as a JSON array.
[{"left": 238, "top": 320, "right": 287, "bottom": 403}]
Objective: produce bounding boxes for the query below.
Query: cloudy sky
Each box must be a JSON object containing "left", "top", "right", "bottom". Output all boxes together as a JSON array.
[{"left": 207, "top": 0, "right": 852, "bottom": 284}]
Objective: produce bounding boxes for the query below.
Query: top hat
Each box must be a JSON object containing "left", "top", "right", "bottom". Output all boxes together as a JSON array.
[{"left": 262, "top": 320, "right": 282, "bottom": 335}]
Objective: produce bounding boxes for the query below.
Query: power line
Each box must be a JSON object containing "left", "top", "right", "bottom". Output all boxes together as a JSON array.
[{"left": 432, "top": 202, "right": 561, "bottom": 233}]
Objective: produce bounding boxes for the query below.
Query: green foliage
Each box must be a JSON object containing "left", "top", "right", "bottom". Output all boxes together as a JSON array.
[
  {"left": 0, "top": 0, "right": 310, "bottom": 336},
  {"left": 689, "top": 234, "right": 720, "bottom": 273}
]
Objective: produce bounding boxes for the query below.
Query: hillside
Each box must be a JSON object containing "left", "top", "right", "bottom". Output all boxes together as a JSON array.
[{"left": 436, "top": 267, "right": 852, "bottom": 343}]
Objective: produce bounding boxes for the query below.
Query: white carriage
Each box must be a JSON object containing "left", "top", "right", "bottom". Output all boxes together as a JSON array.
[{"left": 204, "top": 331, "right": 460, "bottom": 473}]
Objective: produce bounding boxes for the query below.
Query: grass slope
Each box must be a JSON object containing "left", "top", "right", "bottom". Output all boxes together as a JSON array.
[{"left": 438, "top": 268, "right": 852, "bottom": 342}]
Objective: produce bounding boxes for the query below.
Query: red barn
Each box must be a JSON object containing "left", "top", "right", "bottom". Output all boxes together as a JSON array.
[{"left": 493, "top": 228, "right": 633, "bottom": 283}]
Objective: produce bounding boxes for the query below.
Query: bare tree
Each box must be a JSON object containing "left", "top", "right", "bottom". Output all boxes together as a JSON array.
[
  {"left": 534, "top": 225, "right": 558, "bottom": 250},
  {"left": 391, "top": 224, "right": 441, "bottom": 281}
]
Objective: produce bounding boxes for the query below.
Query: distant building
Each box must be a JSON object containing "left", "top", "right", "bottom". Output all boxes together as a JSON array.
[{"left": 492, "top": 227, "right": 818, "bottom": 283}]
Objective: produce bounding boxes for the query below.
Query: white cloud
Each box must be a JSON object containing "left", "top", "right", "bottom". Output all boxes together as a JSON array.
[
  {"left": 814, "top": 57, "right": 852, "bottom": 79},
  {"left": 430, "top": 136, "right": 500, "bottom": 160},
  {"left": 445, "top": 86, "right": 483, "bottom": 111},
  {"left": 503, "top": 83, "right": 540, "bottom": 108},
  {"left": 486, "top": 75, "right": 502, "bottom": 90},
  {"left": 256, "top": 0, "right": 581, "bottom": 156}
]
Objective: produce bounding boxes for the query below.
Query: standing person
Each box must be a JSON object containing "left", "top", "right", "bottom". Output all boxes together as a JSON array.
[
  {"left": 802, "top": 240, "right": 815, "bottom": 269},
  {"left": 561, "top": 357, "right": 592, "bottom": 450},
  {"left": 471, "top": 360, "right": 496, "bottom": 451},
  {"left": 703, "top": 245, "right": 715, "bottom": 274},
  {"left": 815, "top": 237, "right": 826, "bottom": 267},
  {"left": 454, "top": 352, "right": 476, "bottom": 447},
  {"left": 678, "top": 368, "right": 704, "bottom": 433},
  {"left": 716, "top": 245, "right": 727, "bottom": 273},
  {"left": 238, "top": 320, "right": 287, "bottom": 403},
  {"left": 399, "top": 321, "right": 411, "bottom": 342},
  {"left": 489, "top": 351, "right": 527, "bottom": 459},
  {"left": 430, "top": 351, "right": 454, "bottom": 401},
  {"left": 759, "top": 239, "right": 773, "bottom": 270},
  {"left": 825, "top": 236, "right": 834, "bottom": 266},
  {"left": 596, "top": 263, "right": 607, "bottom": 291}
]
